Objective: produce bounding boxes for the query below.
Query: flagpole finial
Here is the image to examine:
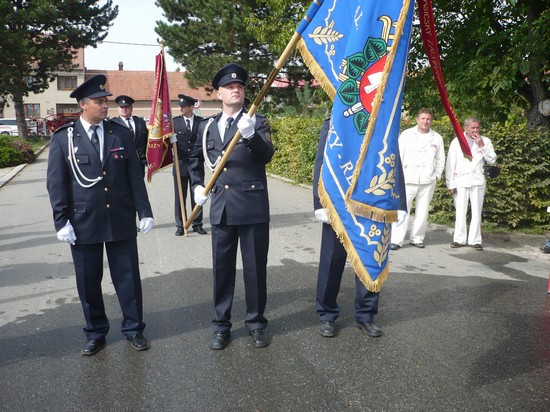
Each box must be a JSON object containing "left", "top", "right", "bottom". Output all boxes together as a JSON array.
[{"left": 158, "top": 38, "right": 165, "bottom": 49}]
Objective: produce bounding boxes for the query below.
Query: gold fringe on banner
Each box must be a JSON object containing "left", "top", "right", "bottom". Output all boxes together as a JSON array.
[
  {"left": 296, "top": 38, "right": 336, "bottom": 100},
  {"left": 319, "top": 175, "right": 389, "bottom": 293}
]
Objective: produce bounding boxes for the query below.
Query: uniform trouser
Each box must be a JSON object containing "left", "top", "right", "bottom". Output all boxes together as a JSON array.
[
  {"left": 211, "top": 219, "right": 269, "bottom": 332},
  {"left": 70, "top": 238, "right": 145, "bottom": 340},
  {"left": 453, "top": 184, "right": 486, "bottom": 245},
  {"left": 316, "top": 223, "right": 380, "bottom": 323},
  {"left": 173, "top": 174, "right": 202, "bottom": 229},
  {"left": 391, "top": 182, "right": 436, "bottom": 246}
]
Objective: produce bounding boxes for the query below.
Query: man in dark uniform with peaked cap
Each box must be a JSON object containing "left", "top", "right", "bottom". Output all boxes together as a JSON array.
[
  {"left": 313, "top": 116, "right": 407, "bottom": 339},
  {"left": 112, "top": 95, "right": 148, "bottom": 177},
  {"left": 47, "top": 74, "right": 154, "bottom": 356},
  {"left": 189, "top": 63, "right": 274, "bottom": 350},
  {"left": 172, "top": 93, "right": 205, "bottom": 235}
]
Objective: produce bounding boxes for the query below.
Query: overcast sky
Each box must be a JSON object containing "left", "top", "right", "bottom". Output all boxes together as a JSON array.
[{"left": 84, "top": 0, "right": 180, "bottom": 72}]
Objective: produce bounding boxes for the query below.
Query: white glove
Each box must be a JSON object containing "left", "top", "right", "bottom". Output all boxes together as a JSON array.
[
  {"left": 139, "top": 217, "right": 154, "bottom": 234},
  {"left": 314, "top": 208, "right": 330, "bottom": 224},
  {"left": 194, "top": 185, "right": 210, "bottom": 206},
  {"left": 237, "top": 114, "right": 255, "bottom": 139},
  {"left": 169, "top": 134, "right": 177, "bottom": 144},
  {"left": 57, "top": 221, "right": 77, "bottom": 245},
  {"left": 396, "top": 210, "right": 407, "bottom": 227}
]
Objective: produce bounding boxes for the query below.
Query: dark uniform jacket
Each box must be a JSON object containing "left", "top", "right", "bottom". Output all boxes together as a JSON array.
[
  {"left": 189, "top": 111, "right": 274, "bottom": 226},
  {"left": 47, "top": 119, "right": 153, "bottom": 244},
  {"left": 111, "top": 115, "right": 149, "bottom": 168},
  {"left": 172, "top": 114, "right": 203, "bottom": 177}
]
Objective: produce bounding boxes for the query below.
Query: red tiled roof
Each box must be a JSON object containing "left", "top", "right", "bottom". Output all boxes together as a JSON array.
[{"left": 85, "top": 69, "right": 216, "bottom": 103}]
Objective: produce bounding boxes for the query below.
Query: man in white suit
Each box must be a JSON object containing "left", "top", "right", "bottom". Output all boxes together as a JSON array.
[{"left": 445, "top": 117, "right": 497, "bottom": 250}]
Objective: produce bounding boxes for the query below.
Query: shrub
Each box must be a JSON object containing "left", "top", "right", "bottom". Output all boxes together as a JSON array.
[
  {"left": 0, "top": 136, "right": 36, "bottom": 167},
  {"left": 267, "top": 116, "right": 324, "bottom": 183}
]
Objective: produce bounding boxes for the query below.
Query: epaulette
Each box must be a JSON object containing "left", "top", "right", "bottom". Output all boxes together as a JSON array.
[
  {"left": 201, "top": 114, "right": 217, "bottom": 122},
  {"left": 53, "top": 121, "right": 76, "bottom": 134}
]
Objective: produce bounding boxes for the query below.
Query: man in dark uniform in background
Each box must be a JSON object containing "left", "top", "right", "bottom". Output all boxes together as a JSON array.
[
  {"left": 46, "top": 75, "right": 154, "bottom": 356},
  {"left": 189, "top": 63, "right": 274, "bottom": 350},
  {"left": 112, "top": 95, "right": 148, "bottom": 177},
  {"left": 172, "top": 94, "right": 206, "bottom": 236},
  {"left": 313, "top": 117, "right": 407, "bottom": 338}
]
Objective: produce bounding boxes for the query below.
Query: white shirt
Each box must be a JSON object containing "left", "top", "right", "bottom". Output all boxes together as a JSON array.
[
  {"left": 121, "top": 116, "right": 135, "bottom": 131},
  {"left": 183, "top": 115, "right": 193, "bottom": 131},
  {"left": 398, "top": 126, "right": 446, "bottom": 185},
  {"left": 80, "top": 117, "right": 104, "bottom": 162},
  {"left": 218, "top": 109, "right": 242, "bottom": 142},
  {"left": 445, "top": 135, "right": 497, "bottom": 189}
]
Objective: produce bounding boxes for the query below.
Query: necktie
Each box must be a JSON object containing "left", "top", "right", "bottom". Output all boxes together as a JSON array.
[
  {"left": 90, "top": 125, "right": 100, "bottom": 155},
  {"left": 223, "top": 117, "right": 233, "bottom": 142},
  {"left": 126, "top": 118, "right": 134, "bottom": 135},
  {"left": 186, "top": 118, "right": 191, "bottom": 132}
]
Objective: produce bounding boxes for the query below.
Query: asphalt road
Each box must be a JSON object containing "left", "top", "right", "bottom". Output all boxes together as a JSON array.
[{"left": 0, "top": 147, "right": 549, "bottom": 411}]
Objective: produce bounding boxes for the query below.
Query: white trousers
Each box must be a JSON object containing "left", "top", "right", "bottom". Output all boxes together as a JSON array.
[
  {"left": 391, "top": 182, "right": 436, "bottom": 246},
  {"left": 453, "top": 184, "right": 486, "bottom": 245}
]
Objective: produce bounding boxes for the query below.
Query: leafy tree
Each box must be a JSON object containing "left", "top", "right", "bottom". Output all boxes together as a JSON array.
[
  {"left": 246, "top": 0, "right": 550, "bottom": 129},
  {"left": 0, "top": 0, "right": 118, "bottom": 138},
  {"left": 155, "top": 0, "right": 316, "bottom": 114},
  {"left": 404, "top": 0, "right": 549, "bottom": 129}
]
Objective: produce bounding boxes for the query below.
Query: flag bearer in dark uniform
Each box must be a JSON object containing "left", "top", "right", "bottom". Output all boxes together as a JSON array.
[
  {"left": 172, "top": 94, "right": 206, "bottom": 236},
  {"left": 112, "top": 95, "right": 148, "bottom": 177},
  {"left": 46, "top": 75, "right": 154, "bottom": 356},
  {"left": 313, "top": 117, "right": 407, "bottom": 338},
  {"left": 189, "top": 63, "right": 274, "bottom": 350}
]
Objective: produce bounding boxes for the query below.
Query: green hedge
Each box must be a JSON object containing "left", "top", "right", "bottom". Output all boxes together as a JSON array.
[
  {"left": 267, "top": 116, "right": 324, "bottom": 183},
  {"left": 267, "top": 115, "right": 549, "bottom": 232},
  {"left": 0, "top": 136, "right": 36, "bottom": 167}
]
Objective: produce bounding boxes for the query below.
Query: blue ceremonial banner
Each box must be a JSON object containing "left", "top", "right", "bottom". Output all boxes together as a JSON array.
[{"left": 297, "top": 0, "right": 415, "bottom": 291}]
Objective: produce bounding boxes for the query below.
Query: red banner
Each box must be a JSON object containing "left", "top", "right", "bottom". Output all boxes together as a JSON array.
[
  {"left": 146, "top": 48, "right": 174, "bottom": 182},
  {"left": 417, "top": 0, "right": 472, "bottom": 159}
]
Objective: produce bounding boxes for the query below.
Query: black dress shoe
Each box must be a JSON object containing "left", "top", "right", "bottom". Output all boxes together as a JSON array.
[
  {"left": 471, "top": 244, "right": 483, "bottom": 251},
  {"left": 450, "top": 242, "right": 465, "bottom": 248},
  {"left": 127, "top": 334, "right": 149, "bottom": 351},
  {"left": 409, "top": 242, "right": 425, "bottom": 248},
  {"left": 81, "top": 338, "right": 106, "bottom": 356},
  {"left": 193, "top": 226, "right": 207, "bottom": 235},
  {"left": 390, "top": 243, "right": 401, "bottom": 250},
  {"left": 250, "top": 328, "right": 269, "bottom": 348},
  {"left": 354, "top": 321, "right": 383, "bottom": 337},
  {"left": 319, "top": 320, "right": 336, "bottom": 337},
  {"left": 175, "top": 227, "right": 184, "bottom": 236},
  {"left": 209, "top": 331, "right": 230, "bottom": 350}
]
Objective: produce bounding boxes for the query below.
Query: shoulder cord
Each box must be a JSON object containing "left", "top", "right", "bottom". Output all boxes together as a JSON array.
[
  {"left": 67, "top": 127, "right": 103, "bottom": 188},
  {"left": 202, "top": 118, "right": 221, "bottom": 172}
]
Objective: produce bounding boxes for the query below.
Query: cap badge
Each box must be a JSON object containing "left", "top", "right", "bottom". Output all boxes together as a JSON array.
[
  {"left": 99, "top": 84, "right": 105, "bottom": 90},
  {"left": 231, "top": 73, "right": 237, "bottom": 79}
]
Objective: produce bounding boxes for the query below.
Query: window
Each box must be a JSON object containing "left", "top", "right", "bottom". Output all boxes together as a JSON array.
[
  {"left": 24, "top": 104, "right": 40, "bottom": 118},
  {"left": 57, "top": 76, "right": 78, "bottom": 90}
]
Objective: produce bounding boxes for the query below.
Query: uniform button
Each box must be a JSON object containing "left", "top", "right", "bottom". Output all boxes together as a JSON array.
[
  {"left": 103, "top": 171, "right": 107, "bottom": 176},
  {"left": 221, "top": 150, "right": 226, "bottom": 155},
  {"left": 224, "top": 185, "right": 229, "bottom": 189},
  {"left": 106, "top": 204, "right": 110, "bottom": 208},
  {"left": 104, "top": 187, "right": 108, "bottom": 192},
  {"left": 77, "top": 159, "right": 80, "bottom": 163},
  {"left": 223, "top": 168, "right": 227, "bottom": 172},
  {"left": 251, "top": 185, "right": 255, "bottom": 189}
]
